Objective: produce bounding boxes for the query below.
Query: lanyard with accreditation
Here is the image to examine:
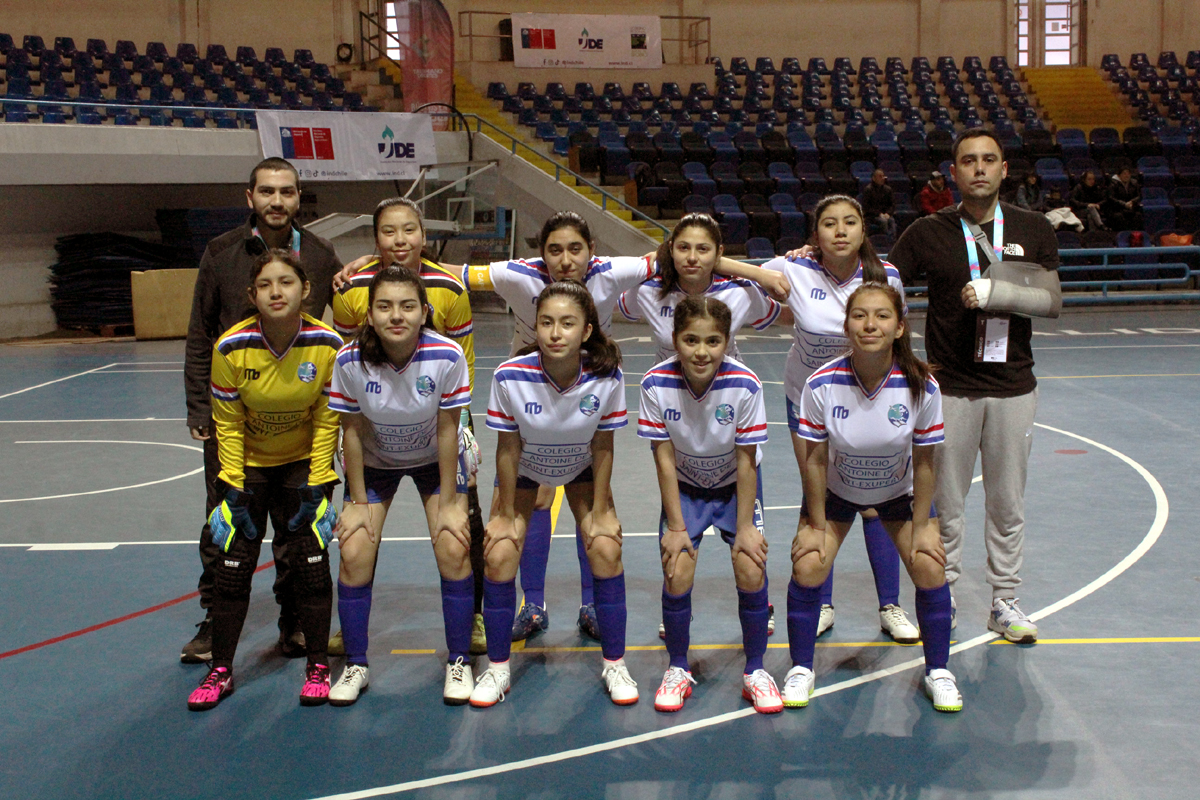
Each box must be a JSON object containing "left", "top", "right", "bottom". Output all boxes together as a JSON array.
[{"left": 960, "top": 205, "right": 1010, "bottom": 363}]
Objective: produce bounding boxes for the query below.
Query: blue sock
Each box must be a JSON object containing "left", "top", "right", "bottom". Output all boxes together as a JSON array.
[
  {"left": 661, "top": 588, "right": 692, "bottom": 670},
  {"left": 518, "top": 509, "right": 552, "bottom": 608},
  {"left": 482, "top": 577, "right": 516, "bottom": 663},
  {"left": 592, "top": 573, "right": 627, "bottom": 661},
  {"left": 738, "top": 581, "right": 770, "bottom": 674},
  {"left": 576, "top": 526, "right": 595, "bottom": 606},
  {"left": 915, "top": 583, "right": 952, "bottom": 673},
  {"left": 337, "top": 581, "right": 372, "bottom": 666},
  {"left": 863, "top": 515, "right": 901, "bottom": 608},
  {"left": 786, "top": 579, "right": 822, "bottom": 670},
  {"left": 440, "top": 574, "right": 475, "bottom": 663},
  {"left": 819, "top": 566, "right": 834, "bottom": 606}
]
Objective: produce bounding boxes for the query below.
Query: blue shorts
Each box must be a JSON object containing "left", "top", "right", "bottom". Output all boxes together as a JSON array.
[
  {"left": 514, "top": 465, "right": 594, "bottom": 492},
  {"left": 659, "top": 466, "right": 765, "bottom": 550},
  {"left": 785, "top": 396, "right": 803, "bottom": 435},
  {"left": 359, "top": 461, "right": 466, "bottom": 504},
  {"left": 801, "top": 491, "right": 939, "bottom": 524}
]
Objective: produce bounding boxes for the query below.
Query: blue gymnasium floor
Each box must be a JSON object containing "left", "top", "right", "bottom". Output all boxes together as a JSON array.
[{"left": 1, "top": 307, "right": 1198, "bottom": 800}]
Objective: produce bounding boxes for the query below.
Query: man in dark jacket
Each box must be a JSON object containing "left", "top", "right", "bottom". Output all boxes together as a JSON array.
[
  {"left": 1069, "top": 170, "right": 1107, "bottom": 230},
  {"left": 862, "top": 168, "right": 897, "bottom": 238},
  {"left": 181, "top": 157, "right": 342, "bottom": 663},
  {"left": 1103, "top": 167, "right": 1142, "bottom": 232}
]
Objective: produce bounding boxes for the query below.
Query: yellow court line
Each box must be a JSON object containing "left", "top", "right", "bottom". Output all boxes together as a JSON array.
[
  {"left": 990, "top": 636, "right": 1200, "bottom": 645},
  {"left": 1040, "top": 373, "right": 1200, "bottom": 380},
  {"left": 549, "top": 485, "right": 565, "bottom": 533}
]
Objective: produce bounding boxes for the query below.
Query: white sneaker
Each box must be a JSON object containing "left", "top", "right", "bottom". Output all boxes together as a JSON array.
[
  {"left": 781, "top": 665, "right": 815, "bottom": 708},
  {"left": 741, "top": 668, "right": 783, "bottom": 714},
  {"left": 653, "top": 666, "right": 695, "bottom": 712},
  {"left": 767, "top": 603, "right": 775, "bottom": 636},
  {"left": 950, "top": 594, "right": 957, "bottom": 630},
  {"left": 328, "top": 664, "right": 369, "bottom": 707},
  {"left": 923, "top": 668, "right": 963, "bottom": 712},
  {"left": 601, "top": 659, "right": 639, "bottom": 706},
  {"left": 817, "top": 604, "right": 835, "bottom": 636},
  {"left": 469, "top": 665, "right": 511, "bottom": 708},
  {"left": 879, "top": 604, "right": 920, "bottom": 644},
  {"left": 988, "top": 598, "right": 1038, "bottom": 643},
  {"left": 443, "top": 657, "right": 474, "bottom": 706}
]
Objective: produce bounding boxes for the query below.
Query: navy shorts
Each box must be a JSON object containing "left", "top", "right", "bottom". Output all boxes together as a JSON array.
[
  {"left": 801, "top": 491, "right": 939, "bottom": 524},
  {"left": 514, "top": 465, "right": 594, "bottom": 492},
  {"left": 359, "top": 461, "right": 465, "bottom": 504},
  {"left": 659, "top": 466, "right": 765, "bottom": 550}
]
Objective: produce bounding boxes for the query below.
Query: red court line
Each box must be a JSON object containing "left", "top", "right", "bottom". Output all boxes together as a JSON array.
[{"left": 0, "top": 561, "right": 275, "bottom": 661}]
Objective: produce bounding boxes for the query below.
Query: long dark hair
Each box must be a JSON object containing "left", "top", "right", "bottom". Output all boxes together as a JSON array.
[
  {"left": 517, "top": 280, "right": 621, "bottom": 377},
  {"left": 844, "top": 282, "right": 932, "bottom": 403},
  {"left": 538, "top": 211, "right": 594, "bottom": 257},
  {"left": 672, "top": 295, "right": 732, "bottom": 342},
  {"left": 372, "top": 197, "right": 431, "bottom": 268},
  {"left": 655, "top": 213, "right": 723, "bottom": 299},
  {"left": 808, "top": 195, "right": 887, "bottom": 283},
  {"left": 355, "top": 267, "right": 432, "bottom": 368}
]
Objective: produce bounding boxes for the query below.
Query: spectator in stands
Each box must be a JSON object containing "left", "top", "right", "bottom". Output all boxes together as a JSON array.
[
  {"left": 1042, "top": 185, "right": 1083, "bottom": 231},
  {"left": 1069, "top": 170, "right": 1108, "bottom": 231},
  {"left": 862, "top": 169, "right": 897, "bottom": 238},
  {"left": 1015, "top": 173, "right": 1047, "bottom": 213},
  {"left": 181, "top": 157, "right": 342, "bottom": 665},
  {"left": 887, "top": 128, "right": 1060, "bottom": 645},
  {"left": 1103, "top": 167, "right": 1143, "bottom": 232},
  {"left": 917, "top": 171, "right": 954, "bottom": 216}
]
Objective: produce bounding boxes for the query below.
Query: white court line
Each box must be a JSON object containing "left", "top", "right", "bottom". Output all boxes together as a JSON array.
[
  {"left": 305, "top": 423, "right": 1169, "bottom": 800},
  {"left": 0, "top": 440, "right": 203, "bottom": 504},
  {"left": 0, "top": 363, "right": 117, "bottom": 400},
  {"left": 94, "top": 369, "right": 183, "bottom": 373}
]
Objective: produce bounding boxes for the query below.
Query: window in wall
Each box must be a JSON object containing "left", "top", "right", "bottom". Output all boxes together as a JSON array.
[
  {"left": 383, "top": 2, "right": 411, "bottom": 61},
  {"left": 1043, "top": 0, "right": 1075, "bottom": 65},
  {"left": 1015, "top": 0, "right": 1030, "bottom": 67}
]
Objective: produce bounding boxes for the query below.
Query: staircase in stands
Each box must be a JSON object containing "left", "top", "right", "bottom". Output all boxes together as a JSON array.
[
  {"left": 1023, "top": 67, "right": 1136, "bottom": 135},
  {"left": 336, "top": 57, "right": 406, "bottom": 112}
]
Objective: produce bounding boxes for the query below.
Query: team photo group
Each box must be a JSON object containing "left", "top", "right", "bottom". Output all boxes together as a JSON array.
[{"left": 179, "top": 126, "right": 1061, "bottom": 719}]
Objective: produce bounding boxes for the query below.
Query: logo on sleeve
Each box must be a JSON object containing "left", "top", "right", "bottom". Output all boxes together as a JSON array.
[
  {"left": 579, "top": 394, "right": 601, "bottom": 416},
  {"left": 715, "top": 403, "right": 735, "bottom": 425},
  {"left": 297, "top": 362, "right": 317, "bottom": 383},
  {"left": 888, "top": 404, "right": 910, "bottom": 427},
  {"left": 416, "top": 375, "right": 436, "bottom": 397}
]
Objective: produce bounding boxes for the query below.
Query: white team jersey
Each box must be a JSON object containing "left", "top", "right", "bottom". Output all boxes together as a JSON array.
[
  {"left": 618, "top": 273, "right": 781, "bottom": 362},
  {"left": 329, "top": 330, "right": 471, "bottom": 470},
  {"left": 486, "top": 352, "right": 628, "bottom": 486},
  {"left": 796, "top": 355, "right": 944, "bottom": 506},
  {"left": 637, "top": 356, "right": 767, "bottom": 489},
  {"left": 464, "top": 255, "right": 655, "bottom": 355},
  {"left": 764, "top": 255, "right": 906, "bottom": 404}
]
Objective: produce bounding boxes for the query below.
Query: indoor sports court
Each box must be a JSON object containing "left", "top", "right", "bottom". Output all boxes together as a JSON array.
[{"left": 1, "top": 306, "right": 1197, "bottom": 799}]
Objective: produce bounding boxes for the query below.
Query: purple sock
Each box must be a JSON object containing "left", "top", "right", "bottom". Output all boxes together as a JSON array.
[
  {"left": 592, "top": 573, "right": 627, "bottom": 661},
  {"left": 738, "top": 581, "right": 770, "bottom": 674},
  {"left": 661, "top": 588, "right": 691, "bottom": 670},
  {"left": 915, "top": 583, "right": 952, "bottom": 673},
  {"left": 786, "top": 578, "right": 822, "bottom": 670},
  {"left": 819, "top": 566, "right": 834, "bottom": 606},
  {"left": 440, "top": 574, "right": 475, "bottom": 663},
  {"left": 337, "top": 581, "right": 373, "bottom": 666},
  {"left": 863, "top": 515, "right": 901, "bottom": 608},
  {"left": 575, "top": 526, "right": 595, "bottom": 606},
  {"left": 482, "top": 577, "right": 516, "bottom": 663},
  {"left": 518, "top": 509, "right": 552, "bottom": 608}
]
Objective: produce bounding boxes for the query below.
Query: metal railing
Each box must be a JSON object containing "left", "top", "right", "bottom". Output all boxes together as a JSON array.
[{"left": 358, "top": 10, "right": 412, "bottom": 74}]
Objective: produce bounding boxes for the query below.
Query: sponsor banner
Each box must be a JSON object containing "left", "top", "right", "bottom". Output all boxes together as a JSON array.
[
  {"left": 396, "top": 0, "right": 455, "bottom": 130},
  {"left": 512, "top": 12, "right": 661, "bottom": 70},
  {"left": 256, "top": 110, "right": 436, "bottom": 180}
]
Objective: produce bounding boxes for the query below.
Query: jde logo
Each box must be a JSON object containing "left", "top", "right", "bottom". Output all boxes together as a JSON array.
[
  {"left": 578, "top": 28, "right": 604, "bottom": 51},
  {"left": 659, "top": 306, "right": 674, "bottom": 317},
  {"left": 525, "top": 402, "right": 543, "bottom": 414},
  {"left": 365, "top": 380, "right": 382, "bottom": 394},
  {"left": 810, "top": 288, "right": 827, "bottom": 300},
  {"left": 378, "top": 126, "right": 416, "bottom": 160},
  {"left": 832, "top": 405, "right": 850, "bottom": 419},
  {"left": 245, "top": 368, "right": 261, "bottom": 381},
  {"left": 664, "top": 409, "right": 681, "bottom": 421},
  {"left": 416, "top": 375, "right": 436, "bottom": 397}
]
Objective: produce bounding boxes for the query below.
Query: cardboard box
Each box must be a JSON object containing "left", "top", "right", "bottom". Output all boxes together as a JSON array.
[{"left": 131, "top": 269, "right": 198, "bottom": 340}]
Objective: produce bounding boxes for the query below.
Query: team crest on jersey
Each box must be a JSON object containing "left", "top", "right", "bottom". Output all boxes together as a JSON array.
[
  {"left": 715, "top": 403, "right": 735, "bottom": 425},
  {"left": 297, "top": 362, "right": 317, "bottom": 383},
  {"left": 579, "top": 394, "right": 601, "bottom": 416},
  {"left": 887, "top": 403, "right": 910, "bottom": 427},
  {"left": 416, "top": 375, "right": 436, "bottom": 397}
]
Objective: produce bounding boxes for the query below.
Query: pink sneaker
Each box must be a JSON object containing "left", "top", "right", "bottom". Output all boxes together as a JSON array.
[
  {"left": 188, "top": 666, "right": 234, "bottom": 711},
  {"left": 300, "top": 663, "right": 331, "bottom": 706}
]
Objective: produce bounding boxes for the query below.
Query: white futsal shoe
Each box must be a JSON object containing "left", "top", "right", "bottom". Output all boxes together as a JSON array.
[
  {"left": 923, "top": 668, "right": 964, "bottom": 712},
  {"left": 879, "top": 604, "right": 921, "bottom": 644},
  {"left": 781, "top": 665, "right": 815, "bottom": 708},
  {"left": 817, "top": 604, "right": 835, "bottom": 636},
  {"left": 328, "top": 664, "right": 369, "bottom": 707},
  {"left": 602, "top": 659, "right": 639, "bottom": 706},
  {"left": 443, "top": 657, "right": 474, "bottom": 706},
  {"left": 469, "top": 664, "right": 511, "bottom": 708}
]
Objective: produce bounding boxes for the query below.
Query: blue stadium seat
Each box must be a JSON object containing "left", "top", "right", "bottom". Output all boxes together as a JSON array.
[{"left": 712, "top": 194, "right": 748, "bottom": 243}]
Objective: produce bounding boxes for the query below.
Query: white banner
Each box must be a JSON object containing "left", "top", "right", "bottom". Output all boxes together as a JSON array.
[
  {"left": 255, "top": 111, "right": 437, "bottom": 181},
  {"left": 512, "top": 13, "right": 662, "bottom": 70}
]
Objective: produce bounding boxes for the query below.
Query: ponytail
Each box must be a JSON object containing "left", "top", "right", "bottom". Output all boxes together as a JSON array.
[
  {"left": 656, "top": 213, "right": 723, "bottom": 299},
  {"left": 844, "top": 282, "right": 932, "bottom": 403},
  {"left": 518, "top": 280, "right": 622, "bottom": 377}
]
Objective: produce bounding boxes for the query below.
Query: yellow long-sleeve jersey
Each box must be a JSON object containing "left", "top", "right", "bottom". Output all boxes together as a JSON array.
[
  {"left": 210, "top": 313, "right": 343, "bottom": 489},
  {"left": 331, "top": 258, "right": 475, "bottom": 391}
]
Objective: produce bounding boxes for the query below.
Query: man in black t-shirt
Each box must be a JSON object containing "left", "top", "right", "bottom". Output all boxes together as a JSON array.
[{"left": 888, "top": 129, "right": 1059, "bottom": 644}]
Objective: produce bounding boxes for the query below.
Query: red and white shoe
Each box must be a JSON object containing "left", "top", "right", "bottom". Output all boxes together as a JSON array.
[
  {"left": 653, "top": 666, "right": 696, "bottom": 712},
  {"left": 741, "top": 669, "right": 784, "bottom": 714},
  {"left": 187, "top": 666, "right": 233, "bottom": 711}
]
